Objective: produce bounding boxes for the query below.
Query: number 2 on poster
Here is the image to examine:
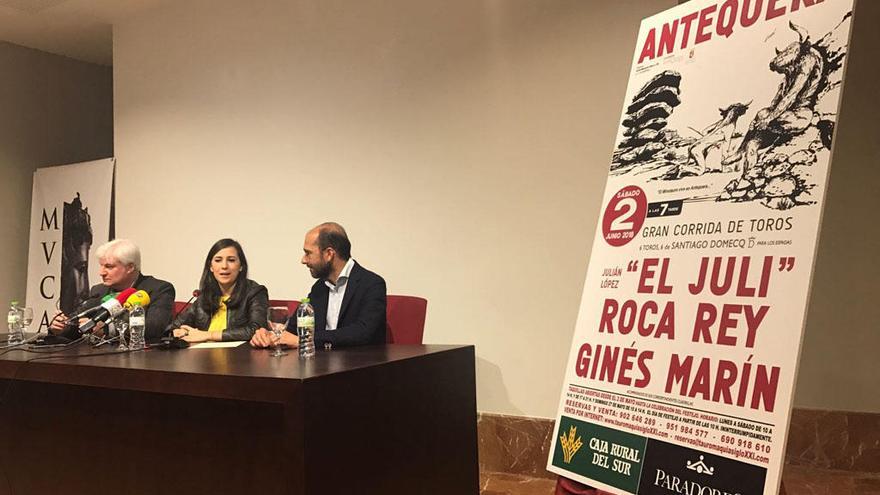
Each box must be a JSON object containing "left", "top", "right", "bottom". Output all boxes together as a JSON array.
[{"left": 602, "top": 185, "right": 647, "bottom": 247}]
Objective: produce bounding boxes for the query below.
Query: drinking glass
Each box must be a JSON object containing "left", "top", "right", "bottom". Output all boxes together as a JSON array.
[
  {"left": 116, "top": 317, "right": 129, "bottom": 350},
  {"left": 267, "top": 306, "right": 289, "bottom": 357},
  {"left": 21, "top": 307, "right": 34, "bottom": 333}
]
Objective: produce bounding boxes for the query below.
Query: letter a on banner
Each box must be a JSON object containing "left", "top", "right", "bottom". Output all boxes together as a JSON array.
[{"left": 548, "top": 1, "right": 856, "bottom": 494}]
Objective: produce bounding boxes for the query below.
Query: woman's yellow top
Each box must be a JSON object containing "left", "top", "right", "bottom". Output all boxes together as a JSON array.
[{"left": 208, "top": 295, "right": 230, "bottom": 332}]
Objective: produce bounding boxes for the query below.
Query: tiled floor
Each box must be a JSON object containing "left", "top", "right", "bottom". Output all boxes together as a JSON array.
[{"left": 480, "top": 465, "right": 880, "bottom": 495}]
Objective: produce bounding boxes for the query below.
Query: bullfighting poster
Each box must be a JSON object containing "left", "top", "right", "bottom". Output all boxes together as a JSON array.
[
  {"left": 548, "top": 1, "right": 855, "bottom": 494},
  {"left": 25, "top": 158, "right": 115, "bottom": 333}
]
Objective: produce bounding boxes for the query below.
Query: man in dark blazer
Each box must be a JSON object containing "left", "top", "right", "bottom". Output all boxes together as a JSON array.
[
  {"left": 49, "top": 239, "right": 175, "bottom": 342},
  {"left": 250, "top": 222, "right": 386, "bottom": 349}
]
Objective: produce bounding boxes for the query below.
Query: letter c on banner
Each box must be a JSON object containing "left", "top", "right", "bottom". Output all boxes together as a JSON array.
[{"left": 40, "top": 275, "right": 55, "bottom": 299}]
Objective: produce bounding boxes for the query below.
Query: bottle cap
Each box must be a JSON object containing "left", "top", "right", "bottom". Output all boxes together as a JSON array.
[
  {"left": 10, "top": 301, "right": 18, "bottom": 306},
  {"left": 301, "top": 297, "right": 310, "bottom": 304}
]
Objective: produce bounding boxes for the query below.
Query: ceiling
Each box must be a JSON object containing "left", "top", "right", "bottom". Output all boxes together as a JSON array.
[{"left": 0, "top": 0, "right": 172, "bottom": 65}]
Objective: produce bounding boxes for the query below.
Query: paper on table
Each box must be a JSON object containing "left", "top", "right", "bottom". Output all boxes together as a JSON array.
[{"left": 188, "top": 341, "right": 246, "bottom": 349}]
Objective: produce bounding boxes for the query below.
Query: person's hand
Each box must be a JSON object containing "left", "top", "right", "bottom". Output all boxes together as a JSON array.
[
  {"left": 78, "top": 318, "right": 105, "bottom": 337},
  {"left": 182, "top": 329, "right": 210, "bottom": 343},
  {"left": 172, "top": 325, "right": 198, "bottom": 338},
  {"left": 276, "top": 331, "right": 299, "bottom": 348},
  {"left": 249, "top": 327, "right": 274, "bottom": 348},
  {"left": 49, "top": 312, "right": 68, "bottom": 333},
  {"left": 250, "top": 328, "right": 299, "bottom": 348},
  {"left": 180, "top": 326, "right": 211, "bottom": 343}
]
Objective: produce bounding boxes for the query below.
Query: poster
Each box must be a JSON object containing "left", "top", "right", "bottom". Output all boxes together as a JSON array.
[
  {"left": 25, "top": 158, "right": 115, "bottom": 332},
  {"left": 548, "top": 1, "right": 855, "bottom": 494}
]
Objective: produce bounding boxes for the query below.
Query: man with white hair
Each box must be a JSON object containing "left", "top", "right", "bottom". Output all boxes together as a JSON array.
[{"left": 50, "top": 239, "right": 175, "bottom": 342}]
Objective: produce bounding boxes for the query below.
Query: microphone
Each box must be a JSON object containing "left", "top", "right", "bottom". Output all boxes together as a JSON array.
[
  {"left": 124, "top": 290, "right": 151, "bottom": 310},
  {"left": 173, "top": 290, "right": 200, "bottom": 319},
  {"left": 53, "top": 293, "right": 121, "bottom": 343},
  {"left": 159, "top": 290, "right": 199, "bottom": 350},
  {"left": 79, "top": 288, "right": 138, "bottom": 334},
  {"left": 69, "top": 293, "right": 115, "bottom": 322}
]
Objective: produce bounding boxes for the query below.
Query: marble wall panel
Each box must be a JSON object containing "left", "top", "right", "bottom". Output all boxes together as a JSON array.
[
  {"left": 478, "top": 408, "right": 880, "bottom": 479},
  {"left": 785, "top": 409, "right": 880, "bottom": 472},
  {"left": 478, "top": 413, "right": 557, "bottom": 479}
]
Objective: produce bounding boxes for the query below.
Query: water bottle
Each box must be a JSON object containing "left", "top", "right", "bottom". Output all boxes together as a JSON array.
[
  {"left": 7, "top": 301, "right": 23, "bottom": 345},
  {"left": 128, "top": 304, "right": 146, "bottom": 350},
  {"left": 296, "top": 298, "right": 315, "bottom": 358}
]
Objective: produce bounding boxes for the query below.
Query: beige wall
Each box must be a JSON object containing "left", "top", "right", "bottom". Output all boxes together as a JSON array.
[
  {"left": 0, "top": 42, "right": 113, "bottom": 311},
  {"left": 113, "top": 0, "right": 878, "bottom": 417},
  {"left": 793, "top": 0, "right": 880, "bottom": 413},
  {"left": 114, "top": 0, "right": 674, "bottom": 418}
]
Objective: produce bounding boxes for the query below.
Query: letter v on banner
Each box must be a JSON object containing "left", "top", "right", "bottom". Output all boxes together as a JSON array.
[
  {"left": 548, "top": 1, "right": 856, "bottom": 494},
  {"left": 25, "top": 158, "right": 115, "bottom": 333}
]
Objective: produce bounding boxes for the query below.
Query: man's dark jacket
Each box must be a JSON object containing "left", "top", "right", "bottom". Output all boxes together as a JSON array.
[
  {"left": 305, "top": 262, "right": 386, "bottom": 348},
  {"left": 68, "top": 273, "right": 175, "bottom": 342}
]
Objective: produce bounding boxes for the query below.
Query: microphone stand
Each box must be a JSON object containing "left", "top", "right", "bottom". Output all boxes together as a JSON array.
[{"left": 157, "top": 290, "right": 199, "bottom": 350}]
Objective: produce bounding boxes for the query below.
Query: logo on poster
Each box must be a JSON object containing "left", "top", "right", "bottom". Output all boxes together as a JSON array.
[
  {"left": 653, "top": 469, "right": 741, "bottom": 495},
  {"left": 686, "top": 455, "right": 715, "bottom": 475},
  {"left": 559, "top": 426, "right": 583, "bottom": 464},
  {"left": 602, "top": 185, "right": 647, "bottom": 247}
]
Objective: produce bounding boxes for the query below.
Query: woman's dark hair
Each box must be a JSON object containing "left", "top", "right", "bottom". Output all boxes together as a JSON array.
[{"left": 198, "top": 238, "right": 249, "bottom": 315}]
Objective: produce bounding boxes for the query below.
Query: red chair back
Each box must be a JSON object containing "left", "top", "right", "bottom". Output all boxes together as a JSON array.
[
  {"left": 268, "top": 299, "right": 300, "bottom": 314},
  {"left": 173, "top": 301, "right": 188, "bottom": 317},
  {"left": 385, "top": 295, "right": 427, "bottom": 344}
]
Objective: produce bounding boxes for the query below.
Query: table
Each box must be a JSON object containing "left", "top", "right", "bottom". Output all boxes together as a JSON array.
[{"left": 0, "top": 341, "right": 478, "bottom": 494}]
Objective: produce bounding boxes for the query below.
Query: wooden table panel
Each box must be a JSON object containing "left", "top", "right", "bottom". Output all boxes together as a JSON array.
[{"left": 0, "top": 342, "right": 477, "bottom": 495}]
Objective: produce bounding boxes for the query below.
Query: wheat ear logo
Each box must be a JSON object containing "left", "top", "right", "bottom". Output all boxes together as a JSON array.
[{"left": 559, "top": 426, "right": 583, "bottom": 463}]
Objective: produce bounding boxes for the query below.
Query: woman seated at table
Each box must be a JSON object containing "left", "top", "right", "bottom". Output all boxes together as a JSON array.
[{"left": 168, "top": 238, "right": 268, "bottom": 343}]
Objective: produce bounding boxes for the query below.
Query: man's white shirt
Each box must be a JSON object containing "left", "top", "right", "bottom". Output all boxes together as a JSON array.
[{"left": 324, "top": 258, "right": 355, "bottom": 331}]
